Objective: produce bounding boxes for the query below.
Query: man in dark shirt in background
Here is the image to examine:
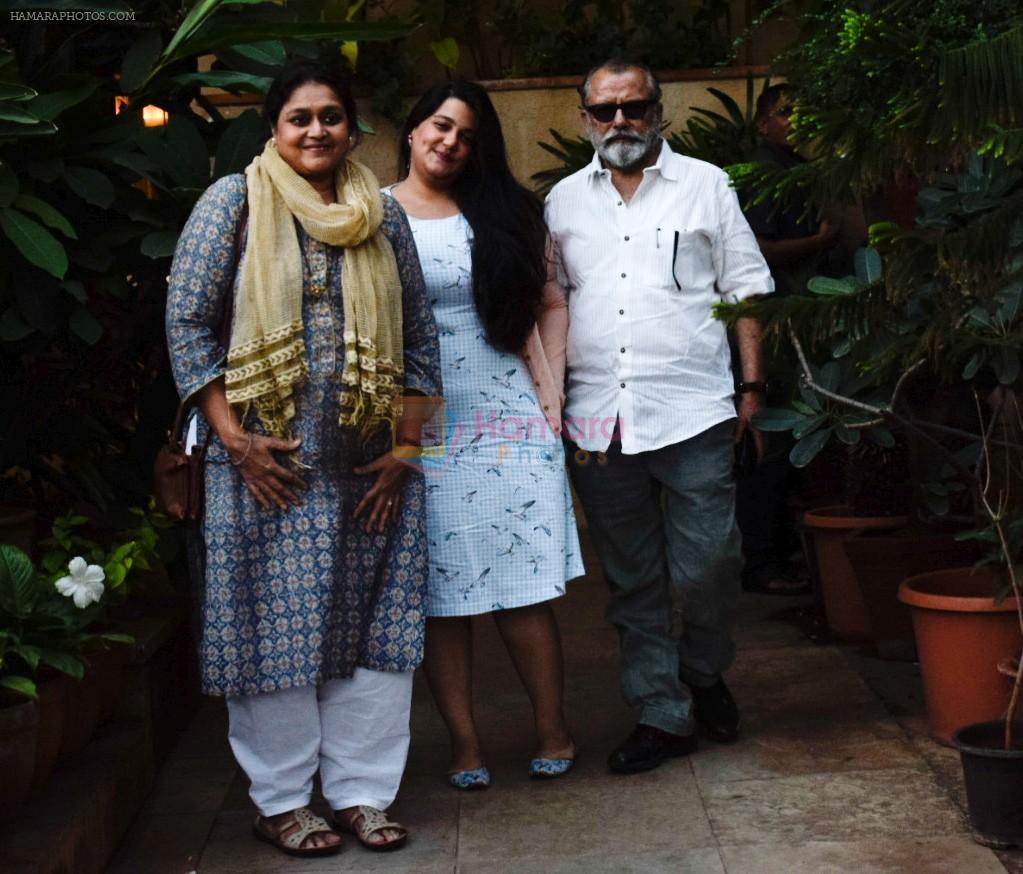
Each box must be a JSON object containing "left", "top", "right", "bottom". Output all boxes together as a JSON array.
[{"left": 736, "top": 84, "right": 840, "bottom": 594}]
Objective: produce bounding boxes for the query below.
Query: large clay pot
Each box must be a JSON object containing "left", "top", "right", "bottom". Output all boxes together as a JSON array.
[
  {"left": 803, "top": 505, "right": 907, "bottom": 640},
  {"left": 899, "top": 567, "right": 1022, "bottom": 744},
  {"left": 0, "top": 697, "right": 39, "bottom": 819},
  {"left": 843, "top": 531, "right": 980, "bottom": 648},
  {"left": 30, "top": 673, "right": 67, "bottom": 793}
]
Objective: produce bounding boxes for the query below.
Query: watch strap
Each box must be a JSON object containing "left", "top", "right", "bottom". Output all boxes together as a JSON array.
[{"left": 736, "top": 381, "right": 769, "bottom": 395}]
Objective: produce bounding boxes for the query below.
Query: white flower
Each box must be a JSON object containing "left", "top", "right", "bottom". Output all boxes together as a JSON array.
[{"left": 55, "top": 556, "right": 105, "bottom": 609}]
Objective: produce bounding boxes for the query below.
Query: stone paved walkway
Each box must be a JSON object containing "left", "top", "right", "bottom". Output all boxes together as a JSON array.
[{"left": 108, "top": 532, "right": 1020, "bottom": 873}]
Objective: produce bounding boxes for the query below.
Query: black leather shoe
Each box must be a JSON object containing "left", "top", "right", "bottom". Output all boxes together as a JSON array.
[
  {"left": 607, "top": 723, "right": 698, "bottom": 774},
  {"left": 690, "top": 677, "right": 741, "bottom": 743}
]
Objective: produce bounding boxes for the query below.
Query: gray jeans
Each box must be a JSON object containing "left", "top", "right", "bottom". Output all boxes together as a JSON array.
[{"left": 566, "top": 419, "right": 742, "bottom": 736}]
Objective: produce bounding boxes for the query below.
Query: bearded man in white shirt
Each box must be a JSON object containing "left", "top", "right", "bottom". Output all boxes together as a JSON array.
[{"left": 546, "top": 59, "right": 774, "bottom": 773}]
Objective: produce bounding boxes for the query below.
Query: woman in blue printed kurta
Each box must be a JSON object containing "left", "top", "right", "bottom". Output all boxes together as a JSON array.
[{"left": 165, "top": 61, "right": 440, "bottom": 857}]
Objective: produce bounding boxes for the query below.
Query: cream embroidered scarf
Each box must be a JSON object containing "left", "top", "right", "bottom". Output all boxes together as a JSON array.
[{"left": 225, "top": 141, "right": 404, "bottom": 439}]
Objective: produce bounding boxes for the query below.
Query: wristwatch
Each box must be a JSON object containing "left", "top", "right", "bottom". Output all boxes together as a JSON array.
[{"left": 736, "top": 381, "right": 768, "bottom": 395}]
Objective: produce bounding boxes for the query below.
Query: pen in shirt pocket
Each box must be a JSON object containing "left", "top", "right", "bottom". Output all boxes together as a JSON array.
[
  {"left": 671, "top": 230, "right": 681, "bottom": 291},
  {"left": 656, "top": 227, "right": 661, "bottom": 249}
]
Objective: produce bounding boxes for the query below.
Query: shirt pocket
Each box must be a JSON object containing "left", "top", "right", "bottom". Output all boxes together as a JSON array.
[{"left": 642, "top": 228, "right": 711, "bottom": 293}]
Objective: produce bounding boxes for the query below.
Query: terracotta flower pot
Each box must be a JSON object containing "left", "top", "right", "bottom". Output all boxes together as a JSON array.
[
  {"left": 0, "top": 697, "right": 39, "bottom": 819},
  {"left": 30, "top": 673, "right": 67, "bottom": 793},
  {"left": 803, "top": 505, "right": 908, "bottom": 640},
  {"left": 899, "top": 567, "right": 1022, "bottom": 744},
  {"left": 842, "top": 531, "right": 980, "bottom": 648}
]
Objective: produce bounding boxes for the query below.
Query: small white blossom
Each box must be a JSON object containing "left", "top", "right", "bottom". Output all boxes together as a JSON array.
[{"left": 55, "top": 556, "right": 105, "bottom": 609}]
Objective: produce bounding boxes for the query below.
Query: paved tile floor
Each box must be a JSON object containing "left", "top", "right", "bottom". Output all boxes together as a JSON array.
[{"left": 108, "top": 533, "right": 1021, "bottom": 873}]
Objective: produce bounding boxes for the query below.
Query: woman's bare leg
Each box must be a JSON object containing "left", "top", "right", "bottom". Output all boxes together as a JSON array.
[
  {"left": 492, "top": 601, "right": 573, "bottom": 757},
  {"left": 423, "top": 615, "right": 485, "bottom": 771}
]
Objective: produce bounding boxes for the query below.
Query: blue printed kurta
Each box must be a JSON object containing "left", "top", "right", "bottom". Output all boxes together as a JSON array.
[{"left": 165, "top": 175, "right": 441, "bottom": 697}]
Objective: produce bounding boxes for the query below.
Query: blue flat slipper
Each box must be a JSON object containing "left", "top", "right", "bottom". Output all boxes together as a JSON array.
[
  {"left": 448, "top": 766, "right": 491, "bottom": 790},
  {"left": 529, "top": 755, "right": 576, "bottom": 779}
]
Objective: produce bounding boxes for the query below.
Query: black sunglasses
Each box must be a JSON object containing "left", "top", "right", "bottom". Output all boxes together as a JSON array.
[{"left": 583, "top": 99, "right": 656, "bottom": 124}]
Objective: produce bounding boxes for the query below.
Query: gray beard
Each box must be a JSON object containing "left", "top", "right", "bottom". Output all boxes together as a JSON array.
[{"left": 592, "top": 129, "right": 659, "bottom": 170}]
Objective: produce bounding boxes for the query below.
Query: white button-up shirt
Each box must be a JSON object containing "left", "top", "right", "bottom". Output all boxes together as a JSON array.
[{"left": 545, "top": 140, "right": 774, "bottom": 454}]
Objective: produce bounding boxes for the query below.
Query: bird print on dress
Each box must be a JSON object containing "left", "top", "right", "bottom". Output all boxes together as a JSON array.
[
  {"left": 506, "top": 500, "right": 536, "bottom": 521},
  {"left": 405, "top": 211, "right": 583, "bottom": 617},
  {"left": 460, "top": 566, "right": 491, "bottom": 600},
  {"left": 491, "top": 368, "right": 518, "bottom": 390}
]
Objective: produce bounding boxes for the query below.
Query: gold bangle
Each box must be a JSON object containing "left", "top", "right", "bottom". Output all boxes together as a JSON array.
[{"left": 230, "top": 433, "right": 254, "bottom": 466}]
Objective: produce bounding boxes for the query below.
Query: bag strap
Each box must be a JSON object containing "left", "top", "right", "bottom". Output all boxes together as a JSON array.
[{"left": 169, "top": 200, "right": 249, "bottom": 447}]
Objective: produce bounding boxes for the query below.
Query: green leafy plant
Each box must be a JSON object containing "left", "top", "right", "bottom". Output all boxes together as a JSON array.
[
  {"left": 417, "top": 0, "right": 732, "bottom": 81},
  {"left": 0, "top": 1, "right": 416, "bottom": 519},
  {"left": 532, "top": 129, "right": 597, "bottom": 196},
  {"left": 38, "top": 508, "right": 166, "bottom": 595},
  {"left": 0, "top": 543, "right": 130, "bottom": 701},
  {"left": 716, "top": 0, "right": 1023, "bottom": 746},
  {"left": 665, "top": 72, "right": 768, "bottom": 166}
]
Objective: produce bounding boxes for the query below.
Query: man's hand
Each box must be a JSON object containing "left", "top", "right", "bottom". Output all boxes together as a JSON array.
[
  {"left": 816, "top": 217, "right": 839, "bottom": 246},
  {"left": 735, "top": 391, "right": 766, "bottom": 462}
]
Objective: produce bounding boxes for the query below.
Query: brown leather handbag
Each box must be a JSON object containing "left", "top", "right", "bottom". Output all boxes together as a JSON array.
[
  {"left": 154, "top": 207, "right": 246, "bottom": 524},
  {"left": 153, "top": 403, "right": 208, "bottom": 524}
]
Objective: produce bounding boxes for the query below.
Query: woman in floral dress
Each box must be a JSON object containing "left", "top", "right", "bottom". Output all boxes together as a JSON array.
[
  {"left": 390, "top": 81, "right": 584, "bottom": 789},
  {"left": 166, "top": 60, "right": 440, "bottom": 856}
]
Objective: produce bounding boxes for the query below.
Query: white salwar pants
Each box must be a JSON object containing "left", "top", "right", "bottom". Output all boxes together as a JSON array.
[{"left": 226, "top": 668, "right": 414, "bottom": 816}]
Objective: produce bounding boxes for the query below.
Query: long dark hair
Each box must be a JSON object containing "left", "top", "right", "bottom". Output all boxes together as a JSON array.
[{"left": 398, "top": 81, "right": 546, "bottom": 353}]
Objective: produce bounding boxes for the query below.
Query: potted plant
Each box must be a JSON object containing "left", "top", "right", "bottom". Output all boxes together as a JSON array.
[
  {"left": 717, "top": 0, "right": 1022, "bottom": 845},
  {"left": 796, "top": 366, "right": 913, "bottom": 641},
  {"left": 0, "top": 543, "right": 87, "bottom": 814},
  {"left": 947, "top": 407, "right": 1023, "bottom": 849},
  {"left": 0, "top": 503, "right": 161, "bottom": 804},
  {"left": 34, "top": 511, "right": 165, "bottom": 752}
]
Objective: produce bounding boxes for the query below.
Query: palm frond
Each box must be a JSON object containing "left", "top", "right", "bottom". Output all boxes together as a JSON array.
[
  {"left": 531, "top": 129, "right": 592, "bottom": 195},
  {"left": 716, "top": 280, "right": 894, "bottom": 352},
  {"left": 980, "top": 126, "right": 1023, "bottom": 164},
  {"left": 705, "top": 87, "right": 744, "bottom": 127},
  {"left": 937, "top": 24, "right": 1023, "bottom": 145},
  {"left": 668, "top": 73, "right": 768, "bottom": 167}
]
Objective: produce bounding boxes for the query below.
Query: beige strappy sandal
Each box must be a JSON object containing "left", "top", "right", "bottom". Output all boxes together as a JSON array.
[
  {"left": 252, "top": 806, "right": 343, "bottom": 857},
  {"left": 333, "top": 804, "right": 409, "bottom": 852}
]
